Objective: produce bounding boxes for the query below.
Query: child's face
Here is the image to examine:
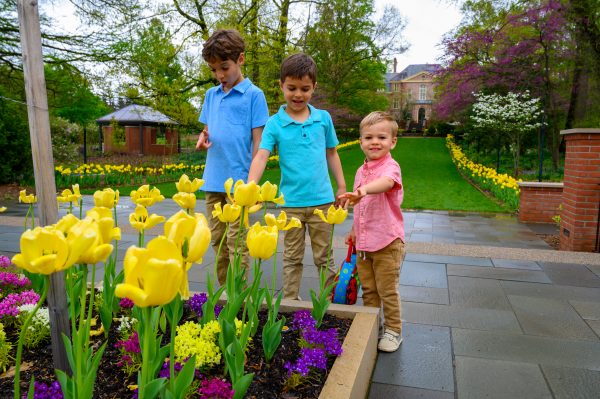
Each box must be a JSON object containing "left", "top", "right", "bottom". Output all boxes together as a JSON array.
[
  {"left": 207, "top": 54, "right": 245, "bottom": 91},
  {"left": 280, "top": 75, "right": 315, "bottom": 115},
  {"left": 359, "top": 121, "right": 397, "bottom": 161}
]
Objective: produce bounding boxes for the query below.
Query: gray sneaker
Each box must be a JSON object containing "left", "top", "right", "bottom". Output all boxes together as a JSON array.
[{"left": 378, "top": 328, "right": 402, "bottom": 352}]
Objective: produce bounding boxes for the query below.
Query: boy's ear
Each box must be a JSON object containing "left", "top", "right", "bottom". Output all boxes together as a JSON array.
[
  {"left": 391, "top": 136, "right": 398, "bottom": 149},
  {"left": 237, "top": 52, "right": 245, "bottom": 65}
]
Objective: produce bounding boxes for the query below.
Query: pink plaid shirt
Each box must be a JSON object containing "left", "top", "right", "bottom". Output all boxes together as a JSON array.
[{"left": 352, "top": 153, "right": 404, "bottom": 252}]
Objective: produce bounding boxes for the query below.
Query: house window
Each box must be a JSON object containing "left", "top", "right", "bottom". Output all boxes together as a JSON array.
[
  {"left": 394, "top": 83, "right": 400, "bottom": 92},
  {"left": 419, "top": 84, "right": 427, "bottom": 101},
  {"left": 393, "top": 98, "right": 400, "bottom": 109}
]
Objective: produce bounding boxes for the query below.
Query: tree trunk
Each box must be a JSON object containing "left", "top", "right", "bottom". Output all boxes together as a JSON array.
[{"left": 248, "top": 0, "right": 260, "bottom": 85}]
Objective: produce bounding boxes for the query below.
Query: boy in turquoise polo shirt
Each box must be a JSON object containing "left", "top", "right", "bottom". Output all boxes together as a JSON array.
[
  {"left": 196, "top": 29, "right": 269, "bottom": 285},
  {"left": 248, "top": 53, "right": 347, "bottom": 299}
]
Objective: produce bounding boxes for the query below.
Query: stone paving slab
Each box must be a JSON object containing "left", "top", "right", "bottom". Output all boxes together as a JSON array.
[
  {"left": 404, "top": 253, "right": 493, "bottom": 267},
  {"left": 507, "top": 295, "right": 598, "bottom": 340},
  {"left": 455, "top": 356, "right": 552, "bottom": 399},
  {"left": 400, "top": 261, "right": 448, "bottom": 288},
  {"left": 447, "top": 264, "right": 552, "bottom": 284},
  {"left": 403, "top": 302, "right": 522, "bottom": 332},
  {"left": 452, "top": 328, "right": 600, "bottom": 371},
  {"left": 400, "top": 285, "right": 449, "bottom": 305},
  {"left": 447, "top": 276, "right": 512, "bottom": 310},
  {"left": 371, "top": 323, "right": 454, "bottom": 393},
  {"left": 499, "top": 280, "right": 600, "bottom": 303},
  {"left": 369, "top": 384, "right": 454, "bottom": 399},
  {"left": 541, "top": 365, "right": 600, "bottom": 399},
  {"left": 491, "top": 258, "right": 541, "bottom": 270},
  {"left": 587, "top": 320, "right": 600, "bottom": 337},
  {"left": 588, "top": 264, "right": 600, "bottom": 278},
  {"left": 569, "top": 300, "right": 600, "bottom": 320},
  {"left": 539, "top": 262, "right": 600, "bottom": 288}
]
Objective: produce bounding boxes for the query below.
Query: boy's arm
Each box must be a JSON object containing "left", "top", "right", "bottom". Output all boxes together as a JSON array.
[
  {"left": 340, "top": 176, "right": 396, "bottom": 205},
  {"left": 251, "top": 126, "right": 264, "bottom": 158},
  {"left": 326, "top": 147, "right": 347, "bottom": 205},
  {"left": 247, "top": 148, "right": 270, "bottom": 183}
]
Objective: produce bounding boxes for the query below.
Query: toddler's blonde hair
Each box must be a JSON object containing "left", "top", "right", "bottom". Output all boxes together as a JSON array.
[{"left": 359, "top": 111, "right": 399, "bottom": 137}]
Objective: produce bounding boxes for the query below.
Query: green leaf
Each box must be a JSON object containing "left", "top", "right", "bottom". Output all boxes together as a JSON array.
[
  {"left": 233, "top": 373, "right": 254, "bottom": 399},
  {"left": 174, "top": 356, "right": 196, "bottom": 399},
  {"left": 143, "top": 378, "right": 167, "bottom": 399}
]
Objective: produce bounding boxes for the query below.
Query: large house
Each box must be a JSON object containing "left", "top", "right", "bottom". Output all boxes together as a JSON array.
[{"left": 385, "top": 61, "right": 439, "bottom": 131}]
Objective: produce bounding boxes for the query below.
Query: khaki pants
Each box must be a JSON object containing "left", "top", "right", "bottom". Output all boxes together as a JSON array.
[
  {"left": 282, "top": 204, "right": 336, "bottom": 299},
  {"left": 205, "top": 192, "right": 249, "bottom": 285},
  {"left": 357, "top": 239, "right": 405, "bottom": 334}
]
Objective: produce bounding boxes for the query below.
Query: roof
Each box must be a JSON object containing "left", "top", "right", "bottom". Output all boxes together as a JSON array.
[
  {"left": 385, "top": 64, "right": 440, "bottom": 90},
  {"left": 96, "top": 104, "right": 178, "bottom": 125}
]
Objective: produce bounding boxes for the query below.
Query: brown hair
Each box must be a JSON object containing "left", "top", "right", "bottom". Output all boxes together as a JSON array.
[
  {"left": 360, "top": 111, "right": 399, "bottom": 137},
  {"left": 280, "top": 53, "right": 317, "bottom": 84},
  {"left": 202, "top": 29, "right": 246, "bottom": 62}
]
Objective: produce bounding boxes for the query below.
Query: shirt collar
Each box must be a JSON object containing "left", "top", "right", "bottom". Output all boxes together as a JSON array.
[
  {"left": 216, "top": 77, "right": 251, "bottom": 95},
  {"left": 364, "top": 153, "right": 393, "bottom": 170},
  {"left": 277, "top": 103, "right": 321, "bottom": 126}
]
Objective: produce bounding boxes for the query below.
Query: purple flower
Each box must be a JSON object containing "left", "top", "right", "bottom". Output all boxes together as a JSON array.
[
  {"left": 187, "top": 292, "right": 208, "bottom": 316},
  {"left": 115, "top": 331, "right": 140, "bottom": 367},
  {"left": 32, "top": 380, "right": 63, "bottom": 399},
  {"left": 158, "top": 359, "right": 185, "bottom": 378},
  {"left": 301, "top": 326, "right": 343, "bottom": 356},
  {"left": 291, "top": 310, "right": 316, "bottom": 331},
  {"left": 0, "top": 255, "right": 11, "bottom": 268},
  {"left": 0, "top": 271, "right": 31, "bottom": 289},
  {"left": 0, "top": 290, "right": 40, "bottom": 318},
  {"left": 119, "top": 297, "right": 134, "bottom": 309},
  {"left": 284, "top": 347, "right": 327, "bottom": 377},
  {"left": 198, "top": 378, "right": 234, "bottom": 399},
  {"left": 214, "top": 304, "right": 223, "bottom": 318}
]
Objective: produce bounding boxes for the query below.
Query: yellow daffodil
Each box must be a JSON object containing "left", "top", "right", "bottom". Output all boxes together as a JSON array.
[
  {"left": 115, "top": 236, "right": 184, "bottom": 307},
  {"left": 19, "top": 190, "right": 37, "bottom": 204},
  {"left": 175, "top": 174, "right": 204, "bottom": 193},
  {"left": 211, "top": 202, "right": 241, "bottom": 223},
  {"left": 246, "top": 222, "right": 278, "bottom": 260},
  {"left": 57, "top": 184, "right": 81, "bottom": 204},
  {"left": 173, "top": 192, "right": 197, "bottom": 211},
  {"left": 93, "top": 188, "right": 119, "bottom": 209},
  {"left": 314, "top": 205, "right": 348, "bottom": 225},
  {"left": 0, "top": 206, "right": 6, "bottom": 212},
  {"left": 265, "top": 211, "right": 301, "bottom": 231},
  {"left": 129, "top": 205, "right": 165, "bottom": 232},
  {"left": 12, "top": 225, "right": 94, "bottom": 274},
  {"left": 130, "top": 185, "right": 165, "bottom": 207},
  {"left": 259, "top": 181, "right": 285, "bottom": 204}
]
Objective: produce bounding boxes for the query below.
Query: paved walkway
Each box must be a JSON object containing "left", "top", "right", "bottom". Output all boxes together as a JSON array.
[{"left": 1, "top": 197, "right": 600, "bottom": 398}]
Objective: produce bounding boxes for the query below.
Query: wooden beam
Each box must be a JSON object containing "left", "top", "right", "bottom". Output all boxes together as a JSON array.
[{"left": 17, "top": 0, "right": 70, "bottom": 372}]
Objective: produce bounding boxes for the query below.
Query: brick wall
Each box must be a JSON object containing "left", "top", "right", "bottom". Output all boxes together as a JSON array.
[
  {"left": 517, "top": 182, "right": 563, "bottom": 224},
  {"left": 559, "top": 129, "right": 600, "bottom": 252}
]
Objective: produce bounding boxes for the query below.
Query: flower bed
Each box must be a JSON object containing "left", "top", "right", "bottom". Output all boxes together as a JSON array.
[{"left": 446, "top": 135, "right": 520, "bottom": 210}]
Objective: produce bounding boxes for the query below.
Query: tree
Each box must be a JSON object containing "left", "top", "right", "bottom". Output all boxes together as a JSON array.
[{"left": 471, "top": 91, "right": 543, "bottom": 176}]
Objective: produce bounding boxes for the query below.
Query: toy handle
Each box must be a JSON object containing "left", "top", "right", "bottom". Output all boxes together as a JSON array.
[{"left": 345, "top": 240, "right": 356, "bottom": 262}]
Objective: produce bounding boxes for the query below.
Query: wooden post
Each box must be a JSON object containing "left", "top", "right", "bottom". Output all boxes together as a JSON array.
[{"left": 17, "top": 0, "right": 71, "bottom": 372}]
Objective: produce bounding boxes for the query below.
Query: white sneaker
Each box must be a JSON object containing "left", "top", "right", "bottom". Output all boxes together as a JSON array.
[{"left": 378, "top": 329, "right": 402, "bottom": 352}]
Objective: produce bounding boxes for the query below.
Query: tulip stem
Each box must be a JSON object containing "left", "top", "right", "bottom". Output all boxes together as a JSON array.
[
  {"left": 271, "top": 241, "right": 278, "bottom": 296},
  {"left": 215, "top": 224, "right": 229, "bottom": 280},
  {"left": 139, "top": 306, "right": 154, "bottom": 399},
  {"left": 323, "top": 225, "right": 335, "bottom": 294},
  {"left": 14, "top": 275, "right": 49, "bottom": 399}
]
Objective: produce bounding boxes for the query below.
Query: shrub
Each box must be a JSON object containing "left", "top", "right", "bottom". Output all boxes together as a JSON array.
[
  {"left": 51, "top": 116, "right": 82, "bottom": 163},
  {"left": 0, "top": 323, "right": 11, "bottom": 373},
  {"left": 17, "top": 304, "right": 51, "bottom": 349}
]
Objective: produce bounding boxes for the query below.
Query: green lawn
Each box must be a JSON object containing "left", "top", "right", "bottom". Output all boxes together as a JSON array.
[{"left": 83, "top": 137, "right": 509, "bottom": 212}]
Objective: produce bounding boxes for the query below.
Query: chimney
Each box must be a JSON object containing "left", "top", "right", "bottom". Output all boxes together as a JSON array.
[{"left": 393, "top": 58, "right": 397, "bottom": 73}]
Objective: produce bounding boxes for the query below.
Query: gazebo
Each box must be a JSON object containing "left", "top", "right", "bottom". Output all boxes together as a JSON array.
[{"left": 96, "top": 104, "right": 180, "bottom": 155}]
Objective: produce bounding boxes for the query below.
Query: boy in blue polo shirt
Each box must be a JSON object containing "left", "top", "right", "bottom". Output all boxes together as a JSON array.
[
  {"left": 196, "top": 29, "right": 269, "bottom": 285},
  {"left": 248, "top": 53, "right": 347, "bottom": 299}
]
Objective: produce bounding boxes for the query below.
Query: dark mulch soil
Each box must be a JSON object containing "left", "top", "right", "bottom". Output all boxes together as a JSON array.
[
  {"left": 0, "top": 308, "right": 351, "bottom": 399},
  {"left": 539, "top": 234, "right": 560, "bottom": 250}
]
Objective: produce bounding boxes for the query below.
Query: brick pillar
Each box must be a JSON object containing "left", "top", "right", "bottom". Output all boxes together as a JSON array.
[{"left": 559, "top": 129, "right": 600, "bottom": 252}]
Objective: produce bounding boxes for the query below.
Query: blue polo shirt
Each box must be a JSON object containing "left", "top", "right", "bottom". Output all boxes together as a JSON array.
[
  {"left": 260, "top": 104, "right": 339, "bottom": 207},
  {"left": 199, "top": 78, "right": 269, "bottom": 192}
]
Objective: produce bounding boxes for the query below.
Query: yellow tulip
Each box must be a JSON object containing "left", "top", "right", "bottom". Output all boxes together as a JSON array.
[
  {"left": 211, "top": 202, "right": 241, "bottom": 223},
  {"left": 175, "top": 174, "right": 204, "bottom": 193},
  {"left": 54, "top": 213, "right": 80, "bottom": 236},
  {"left": 227, "top": 179, "right": 260, "bottom": 206},
  {"left": 246, "top": 222, "right": 278, "bottom": 260},
  {"left": 67, "top": 218, "right": 113, "bottom": 265},
  {"left": 265, "top": 211, "right": 301, "bottom": 231},
  {"left": 130, "top": 185, "right": 165, "bottom": 207},
  {"left": 173, "top": 192, "right": 197, "bottom": 211},
  {"left": 129, "top": 205, "right": 165, "bottom": 232},
  {"left": 115, "top": 236, "right": 184, "bottom": 307},
  {"left": 259, "top": 181, "right": 285, "bottom": 205},
  {"left": 314, "top": 205, "right": 348, "bottom": 225},
  {"left": 12, "top": 225, "right": 94, "bottom": 274},
  {"left": 0, "top": 206, "right": 6, "bottom": 212},
  {"left": 164, "top": 210, "right": 211, "bottom": 265},
  {"left": 19, "top": 190, "right": 37, "bottom": 204},
  {"left": 86, "top": 207, "right": 122, "bottom": 243},
  {"left": 93, "top": 188, "right": 119, "bottom": 209},
  {"left": 57, "top": 184, "right": 81, "bottom": 204}
]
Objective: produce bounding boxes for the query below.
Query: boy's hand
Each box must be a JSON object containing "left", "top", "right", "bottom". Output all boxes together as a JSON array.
[
  {"left": 345, "top": 230, "right": 355, "bottom": 246},
  {"left": 195, "top": 127, "right": 212, "bottom": 150},
  {"left": 335, "top": 187, "right": 349, "bottom": 208},
  {"left": 340, "top": 187, "right": 367, "bottom": 205}
]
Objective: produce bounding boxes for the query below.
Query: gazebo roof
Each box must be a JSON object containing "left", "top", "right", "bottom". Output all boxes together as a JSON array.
[{"left": 96, "top": 104, "right": 178, "bottom": 125}]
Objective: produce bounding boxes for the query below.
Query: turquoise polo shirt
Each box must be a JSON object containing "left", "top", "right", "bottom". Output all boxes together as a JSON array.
[
  {"left": 199, "top": 78, "right": 269, "bottom": 192},
  {"left": 260, "top": 104, "right": 339, "bottom": 207}
]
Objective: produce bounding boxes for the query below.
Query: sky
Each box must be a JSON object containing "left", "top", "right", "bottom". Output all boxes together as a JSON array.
[{"left": 375, "top": 0, "right": 463, "bottom": 73}]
